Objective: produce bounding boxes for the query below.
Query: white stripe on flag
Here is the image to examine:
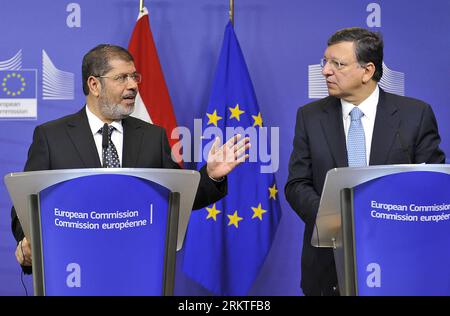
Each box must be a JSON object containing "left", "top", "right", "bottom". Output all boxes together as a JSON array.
[{"left": 130, "top": 92, "right": 153, "bottom": 123}]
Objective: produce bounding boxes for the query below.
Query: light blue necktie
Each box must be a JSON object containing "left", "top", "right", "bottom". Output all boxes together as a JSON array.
[{"left": 347, "top": 107, "right": 367, "bottom": 167}]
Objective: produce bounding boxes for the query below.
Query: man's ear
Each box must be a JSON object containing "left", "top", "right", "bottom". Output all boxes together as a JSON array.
[
  {"left": 362, "top": 62, "right": 376, "bottom": 83},
  {"left": 87, "top": 76, "right": 101, "bottom": 97}
]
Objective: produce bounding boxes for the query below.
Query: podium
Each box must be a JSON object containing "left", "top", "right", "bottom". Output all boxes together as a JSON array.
[
  {"left": 4, "top": 168, "right": 200, "bottom": 296},
  {"left": 313, "top": 164, "right": 450, "bottom": 295}
]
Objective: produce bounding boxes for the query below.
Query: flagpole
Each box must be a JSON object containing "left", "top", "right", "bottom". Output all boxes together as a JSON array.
[
  {"left": 229, "top": 0, "right": 234, "bottom": 26},
  {"left": 140, "top": 0, "right": 144, "bottom": 13}
]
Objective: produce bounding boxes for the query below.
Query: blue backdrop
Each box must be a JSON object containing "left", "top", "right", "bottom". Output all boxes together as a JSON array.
[{"left": 0, "top": 0, "right": 449, "bottom": 295}]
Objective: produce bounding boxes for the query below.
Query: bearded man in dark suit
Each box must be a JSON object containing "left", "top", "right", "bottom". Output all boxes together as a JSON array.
[{"left": 13, "top": 44, "right": 249, "bottom": 271}]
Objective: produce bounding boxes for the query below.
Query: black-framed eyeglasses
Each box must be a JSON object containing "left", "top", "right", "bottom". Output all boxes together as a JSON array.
[{"left": 94, "top": 72, "right": 142, "bottom": 84}]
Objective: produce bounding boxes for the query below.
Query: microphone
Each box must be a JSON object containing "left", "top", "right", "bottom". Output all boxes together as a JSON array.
[
  {"left": 396, "top": 129, "right": 412, "bottom": 164},
  {"left": 102, "top": 123, "right": 109, "bottom": 149}
]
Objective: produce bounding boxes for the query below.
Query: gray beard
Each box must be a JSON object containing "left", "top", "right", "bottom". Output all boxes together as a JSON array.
[{"left": 98, "top": 98, "right": 134, "bottom": 120}]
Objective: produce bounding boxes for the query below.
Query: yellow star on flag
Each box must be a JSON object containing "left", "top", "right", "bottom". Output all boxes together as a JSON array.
[
  {"left": 251, "top": 203, "right": 267, "bottom": 220},
  {"left": 227, "top": 210, "right": 243, "bottom": 228},
  {"left": 229, "top": 104, "right": 245, "bottom": 121},
  {"left": 205, "top": 203, "right": 221, "bottom": 221},
  {"left": 269, "top": 184, "right": 278, "bottom": 200},
  {"left": 206, "top": 110, "right": 222, "bottom": 127},
  {"left": 252, "top": 112, "right": 263, "bottom": 127}
]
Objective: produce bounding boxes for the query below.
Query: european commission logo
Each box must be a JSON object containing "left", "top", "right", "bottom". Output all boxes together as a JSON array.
[
  {"left": 308, "top": 62, "right": 405, "bottom": 99},
  {"left": 0, "top": 70, "right": 37, "bottom": 119},
  {"left": 0, "top": 49, "right": 74, "bottom": 119}
]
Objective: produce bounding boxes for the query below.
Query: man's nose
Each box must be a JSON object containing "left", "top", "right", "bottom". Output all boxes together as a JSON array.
[
  {"left": 126, "top": 78, "right": 138, "bottom": 90},
  {"left": 321, "top": 63, "right": 333, "bottom": 77}
]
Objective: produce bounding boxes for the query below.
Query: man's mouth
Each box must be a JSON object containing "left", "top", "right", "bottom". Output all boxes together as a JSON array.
[
  {"left": 123, "top": 93, "right": 136, "bottom": 100},
  {"left": 122, "top": 94, "right": 136, "bottom": 104}
]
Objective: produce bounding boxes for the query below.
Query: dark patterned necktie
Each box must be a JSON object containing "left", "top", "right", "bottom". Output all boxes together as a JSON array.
[{"left": 100, "top": 123, "right": 121, "bottom": 168}]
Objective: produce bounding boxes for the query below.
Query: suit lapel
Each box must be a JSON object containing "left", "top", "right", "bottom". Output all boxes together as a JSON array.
[
  {"left": 369, "top": 90, "right": 400, "bottom": 165},
  {"left": 66, "top": 108, "right": 102, "bottom": 168},
  {"left": 320, "top": 97, "right": 348, "bottom": 168},
  {"left": 122, "top": 117, "right": 144, "bottom": 168}
]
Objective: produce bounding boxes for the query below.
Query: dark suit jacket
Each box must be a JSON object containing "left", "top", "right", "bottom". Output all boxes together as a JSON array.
[
  {"left": 285, "top": 89, "right": 445, "bottom": 296},
  {"left": 12, "top": 107, "right": 227, "bottom": 250}
]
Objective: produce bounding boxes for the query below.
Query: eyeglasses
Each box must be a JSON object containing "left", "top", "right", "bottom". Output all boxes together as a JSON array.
[
  {"left": 320, "top": 58, "right": 364, "bottom": 70},
  {"left": 94, "top": 72, "right": 142, "bottom": 84}
]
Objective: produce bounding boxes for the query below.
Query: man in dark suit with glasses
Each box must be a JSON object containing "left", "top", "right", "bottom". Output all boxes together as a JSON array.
[
  {"left": 285, "top": 27, "right": 445, "bottom": 296},
  {"left": 13, "top": 44, "right": 250, "bottom": 271}
]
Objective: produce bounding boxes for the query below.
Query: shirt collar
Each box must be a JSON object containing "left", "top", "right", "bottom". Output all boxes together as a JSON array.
[
  {"left": 85, "top": 105, "right": 123, "bottom": 135},
  {"left": 341, "top": 85, "right": 379, "bottom": 120}
]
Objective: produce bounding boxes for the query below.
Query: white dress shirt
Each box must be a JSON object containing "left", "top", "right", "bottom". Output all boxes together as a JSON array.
[
  {"left": 341, "top": 85, "right": 379, "bottom": 166},
  {"left": 85, "top": 105, "right": 123, "bottom": 166}
]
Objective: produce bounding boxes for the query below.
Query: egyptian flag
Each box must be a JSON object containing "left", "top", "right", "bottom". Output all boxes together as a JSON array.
[{"left": 128, "top": 7, "right": 182, "bottom": 165}]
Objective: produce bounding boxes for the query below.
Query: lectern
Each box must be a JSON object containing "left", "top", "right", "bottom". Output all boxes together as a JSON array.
[
  {"left": 313, "top": 164, "right": 450, "bottom": 295},
  {"left": 4, "top": 168, "right": 199, "bottom": 296}
]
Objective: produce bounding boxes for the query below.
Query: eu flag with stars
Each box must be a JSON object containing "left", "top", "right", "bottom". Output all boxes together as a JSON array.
[
  {"left": 0, "top": 70, "right": 36, "bottom": 99},
  {"left": 182, "top": 22, "right": 282, "bottom": 295}
]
